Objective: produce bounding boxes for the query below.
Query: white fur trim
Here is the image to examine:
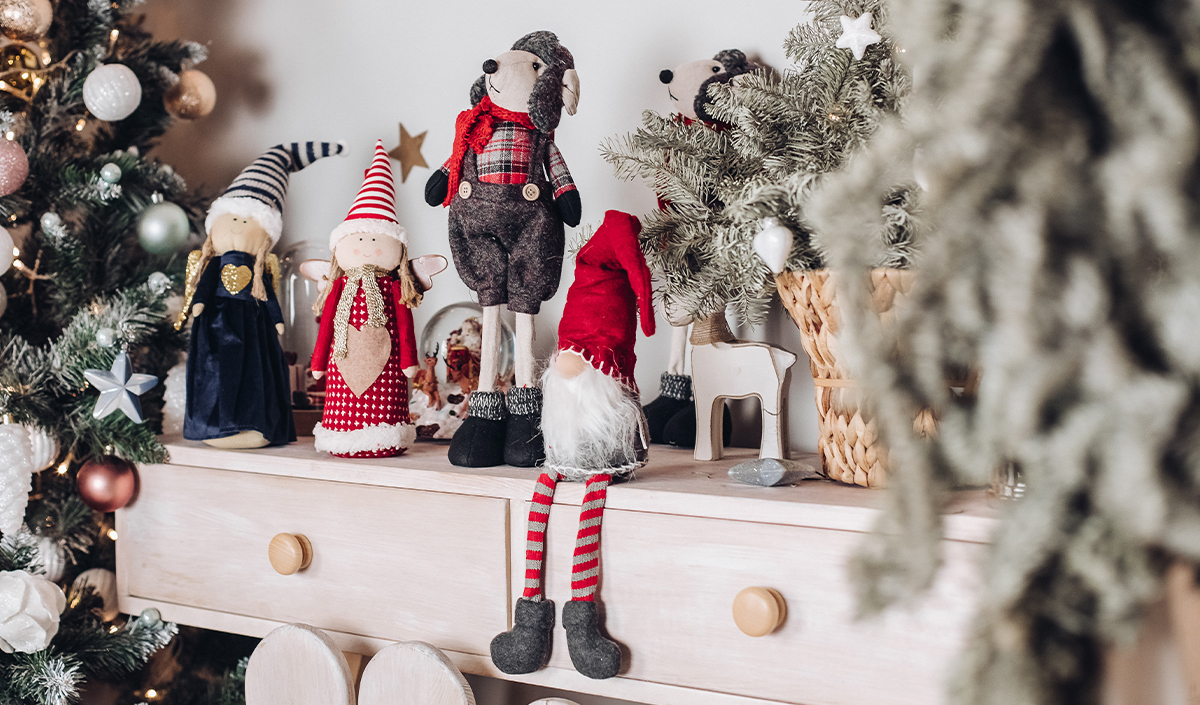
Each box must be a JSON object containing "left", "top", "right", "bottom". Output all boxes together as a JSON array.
[
  {"left": 313, "top": 421, "right": 416, "bottom": 455},
  {"left": 329, "top": 218, "right": 408, "bottom": 251},
  {"left": 205, "top": 197, "right": 285, "bottom": 244},
  {"left": 541, "top": 358, "right": 645, "bottom": 480}
]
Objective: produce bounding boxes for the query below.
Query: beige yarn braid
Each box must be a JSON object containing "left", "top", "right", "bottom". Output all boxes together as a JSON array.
[{"left": 331, "top": 264, "right": 387, "bottom": 361}]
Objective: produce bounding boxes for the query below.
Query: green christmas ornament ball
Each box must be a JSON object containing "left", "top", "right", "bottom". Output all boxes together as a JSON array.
[{"left": 137, "top": 201, "right": 189, "bottom": 255}]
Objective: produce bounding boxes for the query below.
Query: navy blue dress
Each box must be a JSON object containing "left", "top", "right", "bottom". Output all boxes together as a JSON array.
[{"left": 183, "top": 250, "right": 296, "bottom": 445}]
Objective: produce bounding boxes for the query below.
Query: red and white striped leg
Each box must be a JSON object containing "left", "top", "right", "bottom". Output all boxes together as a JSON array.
[
  {"left": 570, "top": 473, "right": 611, "bottom": 601},
  {"left": 522, "top": 471, "right": 560, "bottom": 602}
]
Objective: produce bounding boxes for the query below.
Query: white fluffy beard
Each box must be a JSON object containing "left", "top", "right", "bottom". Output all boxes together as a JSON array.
[{"left": 541, "top": 357, "right": 647, "bottom": 481}]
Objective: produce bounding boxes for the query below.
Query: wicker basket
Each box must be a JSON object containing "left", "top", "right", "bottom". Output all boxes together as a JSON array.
[{"left": 775, "top": 268, "right": 920, "bottom": 488}]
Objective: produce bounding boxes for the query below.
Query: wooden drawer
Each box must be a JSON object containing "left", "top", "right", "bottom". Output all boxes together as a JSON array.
[
  {"left": 118, "top": 464, "right": 510, "bottom": 655},
  {"left": 539, "top": 507, "right": 982, "bottom": 705}
]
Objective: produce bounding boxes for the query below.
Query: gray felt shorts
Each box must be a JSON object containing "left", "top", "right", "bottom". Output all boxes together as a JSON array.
[{"left": 447, "top": 177, "right": 565, "bottom": 315}]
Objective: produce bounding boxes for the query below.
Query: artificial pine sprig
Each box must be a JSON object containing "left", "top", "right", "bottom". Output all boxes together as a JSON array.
[{"left": 604, "top": 0, "right": 917, "bottom": 325}]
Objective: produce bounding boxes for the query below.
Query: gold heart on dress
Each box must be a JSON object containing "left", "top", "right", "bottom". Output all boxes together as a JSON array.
[
  {"left": 221, "top": 264, "right": 253, "bottom": 295},
  {"left": 337, "top": 324, "right": 392, "bottom": 397}
]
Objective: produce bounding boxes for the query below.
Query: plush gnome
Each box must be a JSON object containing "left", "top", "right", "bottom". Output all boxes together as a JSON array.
[
  {"left": 180, "top": 141, "right": 345, "bottom": 449},
  {"left": 491, "top": 210, "right": 655, "bottom": 681},
  {"left": 425, "top": 30, "right": 582, "bottom": 469},
  {"left": 643, "top": 50, "right": 758, "bottom": 448},
  {"left": 311, "top": 140, "right": 421, "bottom": 458}
]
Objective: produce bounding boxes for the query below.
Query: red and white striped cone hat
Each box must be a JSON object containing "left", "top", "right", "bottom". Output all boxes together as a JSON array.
[{"left": 329, "top": 139, "right": 407, "bottom": 250}]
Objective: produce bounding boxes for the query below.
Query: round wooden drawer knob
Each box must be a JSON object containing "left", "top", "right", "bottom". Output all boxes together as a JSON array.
[
  {"left": 268, "top": 533, "right": 313, "bottom": 575},
  {"left": 733, "top": 587, "right": 787, "bottom": 637}
]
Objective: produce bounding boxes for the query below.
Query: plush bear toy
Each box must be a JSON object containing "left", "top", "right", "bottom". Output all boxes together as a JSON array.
[
  {"left": 179, "top": 141, "right": 344, "bottom": 448},
  {"left": 642, "top": 50, "right": 757, "bottom": 448},
  {"left": 425, "top": 30, "right": 581, "bottom": 469},
  {"left": 491, "top": 210, "right": 654, "bottom": 680},
  {"left": 311, "top": 140, "right": 423, "bottom": 458}
]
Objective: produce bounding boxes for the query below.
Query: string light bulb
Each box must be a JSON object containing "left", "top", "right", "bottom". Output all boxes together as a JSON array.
[
  {"left": 145, "top": 690, "right": 158, "bottom": 699},
  {"left": 75, "top": 118, "right": 85, "bottom": 131},
  {"left": 55, "top": 459, "right": 68, "bottom": 474},
  {"left": 5, "top": 131, "right": 13, "bottom": 140},
  {"left": 106, "top": 528, "right": 118, "bottom": 541}
]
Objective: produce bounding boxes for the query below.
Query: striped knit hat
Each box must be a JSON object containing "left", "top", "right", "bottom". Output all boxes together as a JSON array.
[
  {"left": 205, "top": 141, "right": 346, "bottom": 244},
  {"left": 329, "top": 139, "right": 407, "bottom": 250}
]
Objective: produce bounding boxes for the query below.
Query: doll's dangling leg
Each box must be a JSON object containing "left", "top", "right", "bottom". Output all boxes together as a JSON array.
[
  {"left": 491, "top": 471, "right": 560, "bottom": 674},
  {"left": 562, "top": 473, "right": 623, "bottom": 680},
  {"left": 505, "top": 312, "right": 545, "bottom": 467},
  {"left": 448, "top": 305, "right": 507, "bottom": 467}
]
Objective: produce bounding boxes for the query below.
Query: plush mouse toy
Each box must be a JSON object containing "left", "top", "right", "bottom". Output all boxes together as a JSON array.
[
  {"left": 642, "top": 50, "right": 757, "bottom": 448},
  {"left": 311, "top": 140, "right": 423, "bottom": 458},
  {"left": 426, "top": 30, "right": 581, "bottom": 469},
  {"left": 179, "top": 141, "right": 344, "bottom": 449}
]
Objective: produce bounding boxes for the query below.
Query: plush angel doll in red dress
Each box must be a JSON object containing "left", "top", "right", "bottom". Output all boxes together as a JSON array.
[{"left": 311, "top": 140, "right": 421, "bottom": 458}]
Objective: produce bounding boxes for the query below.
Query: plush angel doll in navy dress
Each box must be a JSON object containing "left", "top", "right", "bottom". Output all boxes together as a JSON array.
[{"left": 178, "top": 141, "right": 344, "bottom": 448}]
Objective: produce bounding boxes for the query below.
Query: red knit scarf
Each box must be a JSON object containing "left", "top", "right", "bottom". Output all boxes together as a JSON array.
[{"left": 442, "top": 95, "right": 538, "bottom": 207}]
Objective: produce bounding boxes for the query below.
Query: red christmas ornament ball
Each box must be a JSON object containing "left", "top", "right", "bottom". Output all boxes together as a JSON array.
[{"left": 77, "top": 456, "right": 138, "bottom": 512}]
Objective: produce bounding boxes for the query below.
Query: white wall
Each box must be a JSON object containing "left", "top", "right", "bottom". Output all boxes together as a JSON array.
[{"left": 147, "top": 0, "right": 819, "bottom": 454}]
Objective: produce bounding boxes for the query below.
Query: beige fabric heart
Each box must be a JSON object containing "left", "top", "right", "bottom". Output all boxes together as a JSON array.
[{"left": 336, "top": 324, "right": 391, "bottom": 397}]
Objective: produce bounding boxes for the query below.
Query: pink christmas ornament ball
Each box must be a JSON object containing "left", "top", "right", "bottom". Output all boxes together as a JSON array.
[{"left": 0, "top": 139, "right": 28, "bottom": 197}]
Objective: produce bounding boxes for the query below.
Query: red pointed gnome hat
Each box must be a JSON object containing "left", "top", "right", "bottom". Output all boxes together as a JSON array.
[
  {"left": 557, "top": 210, "right": 656, "bottom": 391},
  {"left": 329, "top": 139, "right": 407, "bottom": 250}
]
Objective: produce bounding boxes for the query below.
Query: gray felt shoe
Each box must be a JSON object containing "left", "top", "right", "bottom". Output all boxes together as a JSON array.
[
  {"left": 562, "top": 600, "right": 622, "bottom": 680},
  {"left": 490, "top": 598, "right": 555, "bottom": 674}
]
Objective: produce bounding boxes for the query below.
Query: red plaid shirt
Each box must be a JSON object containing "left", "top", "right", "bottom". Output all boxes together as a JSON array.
[{"left": 443, "top": 121, "right": 576, "bottom": 198}]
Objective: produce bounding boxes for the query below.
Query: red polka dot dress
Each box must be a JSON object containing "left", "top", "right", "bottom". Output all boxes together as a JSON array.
[{"left": 311, "top": 275, "right": 418, "bottom": 458}]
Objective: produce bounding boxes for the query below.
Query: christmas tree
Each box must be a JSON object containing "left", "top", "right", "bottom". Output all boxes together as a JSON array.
[
  {"left": 0, "top": 0, "right": 227, "bottom": 701},
  {"left": 805, "top": 0, "right": 1200, "bottom": 703},
  {"left": 602, "top": 0, "right": 915, "bottom": 328}
]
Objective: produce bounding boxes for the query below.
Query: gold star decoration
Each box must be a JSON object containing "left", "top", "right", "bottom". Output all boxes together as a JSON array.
[{"left": 387, "top": 123, "right": 428, "bottom": 182}]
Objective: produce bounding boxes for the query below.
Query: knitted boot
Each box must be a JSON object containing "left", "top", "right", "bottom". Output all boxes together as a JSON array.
[
  {"left": 642, "top": 373, "right": 692, "bottom": 444},
  {"left": 662, "top": 401, "right": 733, "bottom": 448},
  {"left": 562, "top": 474, "right": 622, "bottom": 680},
  {"left": 491, "top": 471, "right": 559, "bottom": 674},
  {"left": 563, "top": 600, "right": 621, "bottom": 680},
  {"left": 447, "top": 390, "right": 507, "bottom": 467},
  {"left": 504, "top": 386, "right": 545, "bottom": 467},
  {"left": 490, "top": 597, "right": 556, "bottom": 674}
]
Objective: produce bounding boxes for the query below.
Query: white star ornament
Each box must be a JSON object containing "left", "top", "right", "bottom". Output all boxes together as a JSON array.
[
  {"left": 835, "top": 12, "right": 882, "bottom": 61},
  {"left": 84, "top": 351, "right": 159, "bottom": 423}
]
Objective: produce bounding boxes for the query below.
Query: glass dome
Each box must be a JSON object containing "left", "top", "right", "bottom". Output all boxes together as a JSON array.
[{"left": 278, "top": 240, "right": 330, "bottom": 365}]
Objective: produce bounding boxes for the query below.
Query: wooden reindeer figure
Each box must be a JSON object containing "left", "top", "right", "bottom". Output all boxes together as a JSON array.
[{"left": 689, "top": 313, "right": 797, "bottom": 462}]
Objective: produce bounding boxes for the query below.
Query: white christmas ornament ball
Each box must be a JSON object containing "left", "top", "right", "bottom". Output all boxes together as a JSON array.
[
  {"left": 95, "top": 327, "right": 116, "bottom": 348},
  {"left": 23, "top": 425, "right": 57, "bottom": 472},
  {"left": 753, "top": 218, "right": 795, "bottom": 274},
  {"left": 99, "top": 162, "right": 122, "bottom": 183},
  {"left": 73, "top": 568, "right": 118, "bottom": 622},
  {"left": 39, "top": 211, "right": 59, "bottom": 232},
  {"left": 0, "top": 569, "right": 65, "bottom": 653},
  {"left": 0, "top": 225, "right": 13, "bottom": 275},
  {"left": 147, "top": 271, "right": 171, "bottom": 295},
  {"left": 83, "top": 64, "right": 142, "bottom": 121},
  {"left": 33, "top": 536, "right": 64, "bottom": 582}
]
